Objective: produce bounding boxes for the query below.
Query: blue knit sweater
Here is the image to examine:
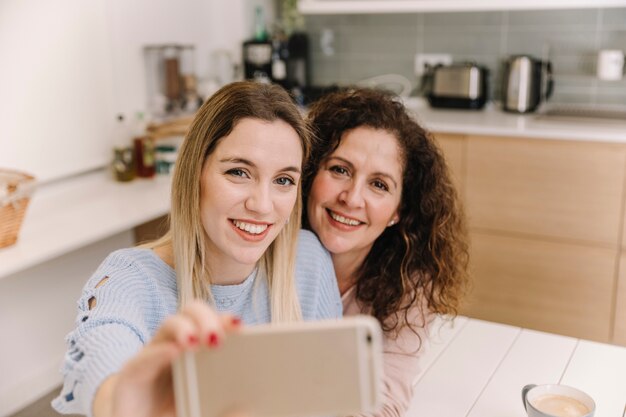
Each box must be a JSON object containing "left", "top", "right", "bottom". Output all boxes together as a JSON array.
[{"left": 52, "top": 230, "right": 342, "bottom": 416}]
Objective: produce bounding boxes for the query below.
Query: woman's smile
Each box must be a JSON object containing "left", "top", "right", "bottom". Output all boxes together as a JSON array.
[
  {"left": 326, "top": 209, "right": 365, "bottom": 229},
  {"left": 229, "top": 218, "right": 273, "bottom": 241}
]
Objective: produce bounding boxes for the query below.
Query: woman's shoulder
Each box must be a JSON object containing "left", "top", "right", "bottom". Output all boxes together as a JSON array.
[
  {"left": 99, "top": 247, "right": 168, "bottom": 272},
  {"left": 295, "top": 230, "right": 334, "bottom": 272},
  {"left": 296, "top": 229, "right": 329, "bottom": 255},
  {"left": 88, "top": 247, "right": 177, "bottom": 291},
  {"left": 294, "top": 230, "right": 342, "bottom": 320}
]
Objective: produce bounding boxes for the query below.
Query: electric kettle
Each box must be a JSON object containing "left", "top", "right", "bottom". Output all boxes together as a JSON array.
[{"left": 501, "top": 55, "right": 554, "bottom": 113}]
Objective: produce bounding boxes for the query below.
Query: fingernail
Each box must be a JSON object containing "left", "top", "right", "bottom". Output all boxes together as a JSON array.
[
  {"left": 231, "top": 317, "right": 241, "bottom": 326},
  {"left": 207, "top": 332, "right": 219, "bottom": 347},
  {"left": 188, "top": 335, "right": 198, "bottom": 345}
]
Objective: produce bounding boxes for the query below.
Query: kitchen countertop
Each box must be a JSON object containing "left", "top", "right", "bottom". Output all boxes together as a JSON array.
[{"left": 402, "top": 98, "right": 626, "bottom": 143}]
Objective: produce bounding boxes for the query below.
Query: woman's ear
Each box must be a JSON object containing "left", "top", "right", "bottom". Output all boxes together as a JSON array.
[{"left": 387, "top": 215, "right": 400, "bottom": 227}]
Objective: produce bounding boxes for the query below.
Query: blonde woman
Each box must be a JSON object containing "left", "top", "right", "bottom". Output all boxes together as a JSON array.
[{"left": 52, "top": 82, "right": 342, "bottom": 417}]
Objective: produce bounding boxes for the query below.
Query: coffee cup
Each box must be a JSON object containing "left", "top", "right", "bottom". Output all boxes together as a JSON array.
[{"left": 522, "top": 384, "right": 595, "bottom": 417}]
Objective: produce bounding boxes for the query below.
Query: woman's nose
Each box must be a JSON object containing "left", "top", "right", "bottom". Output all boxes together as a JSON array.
[
  {"left": 339, "top": 182, "right": 365, "bottom": 208},
  {"left": 245, "top": 184, "right": 273, "bottom": 214}
]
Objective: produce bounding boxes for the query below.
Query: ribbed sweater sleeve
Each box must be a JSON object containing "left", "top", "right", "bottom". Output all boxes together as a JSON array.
[{"left": 52, "top": 249, "right": 173, "bottom": 417}]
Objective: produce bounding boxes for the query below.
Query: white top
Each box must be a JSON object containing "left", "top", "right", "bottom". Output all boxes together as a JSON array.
[
  {"left": 403, "top": 98, "right": 626, "bottom": 143},
  {"left": 406, "top": 316, "right": 626, "bottom": 417}
]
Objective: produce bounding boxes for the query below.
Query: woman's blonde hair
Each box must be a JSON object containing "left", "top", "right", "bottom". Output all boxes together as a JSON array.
[{"left": 148, "top": 81, "right": 311, "bottom": 322}]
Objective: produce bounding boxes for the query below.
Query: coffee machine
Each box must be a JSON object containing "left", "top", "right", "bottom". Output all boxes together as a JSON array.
[
  {"left": 243, "top": 39, "right": 273, "bottom": 83},
  {"left": 286, "top": 32, "right": 310, "bottom": 89}
]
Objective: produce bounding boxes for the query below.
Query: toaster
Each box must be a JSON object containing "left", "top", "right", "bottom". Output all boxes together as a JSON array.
[{"left": 427, "top": 63, "right": 489, "bottom": 109}]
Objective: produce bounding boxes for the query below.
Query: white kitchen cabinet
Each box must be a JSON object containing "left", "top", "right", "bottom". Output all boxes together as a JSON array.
[{"left": 298, "top": 0, "right": 626, "bottom": 14}]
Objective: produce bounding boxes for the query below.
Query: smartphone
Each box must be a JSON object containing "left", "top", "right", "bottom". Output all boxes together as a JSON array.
[{"left": 172, "top": 315, "right": 383, "bottom": 417}]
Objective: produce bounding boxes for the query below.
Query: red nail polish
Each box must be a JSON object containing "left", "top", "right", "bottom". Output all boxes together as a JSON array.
[
  {"left": 188, "top": 335, "right": 198, "bottom": 345},
  {"left": 231, "top": 317, "right": 241, "bottom": 326},
  {"left": 208, "top": 332, "right": 219, "bottom": 347}
]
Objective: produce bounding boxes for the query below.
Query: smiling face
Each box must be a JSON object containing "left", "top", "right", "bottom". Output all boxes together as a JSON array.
[
  {"left": 307, "top": 126, "right": 404, "bottom": 267},
  {"left": 200, "top": 117, "right": 303, "bottom": 280}
]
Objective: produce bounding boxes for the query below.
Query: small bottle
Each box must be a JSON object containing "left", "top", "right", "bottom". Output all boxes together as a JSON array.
[
  {"left": 254, "top": 6, "right": 268, "bottom": 42},
  {"left": 111, "top": 114, "right": 136, "bottom": 182},
  {"left": 132, "top": 112, "right": 156, "bottom": 178},
  {"left": 134, "top": 136, "right": 156, "bottom": 178}
]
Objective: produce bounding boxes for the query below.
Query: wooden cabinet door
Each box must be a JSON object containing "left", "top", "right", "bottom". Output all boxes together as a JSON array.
[
  {"left": 462, "top": 232, "right": 616, "bottom": 343},
  {"left": 466, "top": 136, "right": 626, "bottom": 246},
  {"left": 434, "top": 133, "right": 465, "bottom": 198}
]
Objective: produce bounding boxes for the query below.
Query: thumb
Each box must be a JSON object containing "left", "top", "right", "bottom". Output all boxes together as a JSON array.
[{"left": 122, "top": 341, "right": 181, "bottom": 382}]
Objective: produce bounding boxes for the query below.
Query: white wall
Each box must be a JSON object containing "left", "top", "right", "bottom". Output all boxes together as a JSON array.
[
  {"left": 0, "top": 1, "right": 275, "bottom": 415},
  {"left": 0, "top": 0, "right": 275, "bottom": 183},
  {"left": 0, "top": 0, "right": 115, "bottom": 183}
]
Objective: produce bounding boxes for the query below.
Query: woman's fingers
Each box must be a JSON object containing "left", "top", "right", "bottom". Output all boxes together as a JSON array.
[
  {"left": 180, "top": 300, "right": 225, "bottom": 347},
  {"left": 151, "top": 300, "right": 243, "bottom": 350},
  {"left": 151, "top": 314, "right": 198, "bottom": 348}
]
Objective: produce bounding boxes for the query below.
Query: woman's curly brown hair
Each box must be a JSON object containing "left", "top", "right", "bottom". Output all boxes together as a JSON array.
[{"left": 303, "top": 88, "right": 470, "bottom": 336}]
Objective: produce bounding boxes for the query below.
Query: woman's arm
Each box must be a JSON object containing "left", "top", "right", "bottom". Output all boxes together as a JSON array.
[
  {"left": 343, "top": 291, "right": 430, "bottom": 417},
  {"left": 92, "top": 301, "right": 240, "bottom": 417},
  {"left": 368, "top": 309, "right": 430, "bottom": 417}
]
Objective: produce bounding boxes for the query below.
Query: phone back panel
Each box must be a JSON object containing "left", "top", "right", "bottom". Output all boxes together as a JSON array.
[{"left": 174, "top": 316, "right": 382, "bottom": 417}]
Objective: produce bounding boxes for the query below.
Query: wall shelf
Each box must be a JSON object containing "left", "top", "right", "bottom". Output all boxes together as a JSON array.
[
  {"left": 298, "top": 0, "right": 626, "bottom": 14},
  {"left": 0, "top": 170, "right": 171, "bottom": 280}
]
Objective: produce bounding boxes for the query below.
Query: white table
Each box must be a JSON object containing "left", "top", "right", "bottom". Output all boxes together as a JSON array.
[{"left": 407, "top": 317, "right": 626, "bottom": 417}]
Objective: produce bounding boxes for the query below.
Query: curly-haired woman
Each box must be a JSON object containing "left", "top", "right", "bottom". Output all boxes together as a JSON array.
[{"left": 304, "top": 88, "right": 470, "bottom": 417}]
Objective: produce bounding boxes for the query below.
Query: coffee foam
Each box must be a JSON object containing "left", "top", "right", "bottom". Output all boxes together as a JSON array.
[{"left": 531, "top": 394, "right": 590, "bottom": 417}]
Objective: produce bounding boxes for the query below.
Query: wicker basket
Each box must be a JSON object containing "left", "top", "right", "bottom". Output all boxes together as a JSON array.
[{"left": 0, "top": 169, "right": 36, "bottom": 249}]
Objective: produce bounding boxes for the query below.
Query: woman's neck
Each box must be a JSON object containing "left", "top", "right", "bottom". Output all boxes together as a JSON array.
[
  {"left": 208, "top": 262, "right": 256, "bottom": 286},
  {"left": 331, "top": 251, "right": 367, "bottom": 295},
  {"left": 153, "top": 243, "right": 255, "bottom": 286}
]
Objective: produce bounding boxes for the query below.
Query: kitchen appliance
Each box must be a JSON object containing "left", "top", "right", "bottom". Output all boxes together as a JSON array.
[
  {"left": 286, "top": 32, "right": 311, "bottom": 89},
  {"left": 144, "top": 44, "right": 197, "bottom": 115},
  {"left": 243, "top": 39, "right": 273, "bottom": 82},
  {"left": 502, "top": 55, "right": 553, "bottom": 113},
  {"left": 426, "top": 63, "right": 489, "bottom": 110}
]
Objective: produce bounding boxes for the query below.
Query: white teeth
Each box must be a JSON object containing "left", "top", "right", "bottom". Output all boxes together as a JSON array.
[
  {"left": 329, "top": 211, "right": 361, "bottom": 226},
  {"left": 233, "top": 220, "right": 268, "bottom": 235}
]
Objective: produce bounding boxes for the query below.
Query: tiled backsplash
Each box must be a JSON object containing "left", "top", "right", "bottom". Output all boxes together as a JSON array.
[{"left": 304, "top": 8, "right": 626, "bottom": 105}]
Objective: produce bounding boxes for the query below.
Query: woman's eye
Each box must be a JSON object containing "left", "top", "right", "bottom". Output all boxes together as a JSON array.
[
  {"left": 226, "top": 168, "right": 249, "bottom": 178},
  {"left": 275, "top": 176, "right": 295, "bottom": 186},
  {"left": 329, "top": 165, "right": 348, "bottom": 176},
  {"left": 372, "top": 180, "right": 389, "bottom": 192}
]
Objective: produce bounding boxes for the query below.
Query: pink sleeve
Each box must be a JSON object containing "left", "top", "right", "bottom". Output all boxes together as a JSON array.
[
  {"left": 364, "top": 306, "right": 430, "bottom": 417},
  {"left": 342, "top": 289, "right": 430, "bottom": 417}
]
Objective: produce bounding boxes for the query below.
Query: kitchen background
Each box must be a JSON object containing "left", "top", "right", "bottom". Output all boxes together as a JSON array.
[
  {"left": 1, "top": 1, "right": 626, "bottom": 417},
  {"left": 305, "top": 8, "right": 626, "bottom": 105}
]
